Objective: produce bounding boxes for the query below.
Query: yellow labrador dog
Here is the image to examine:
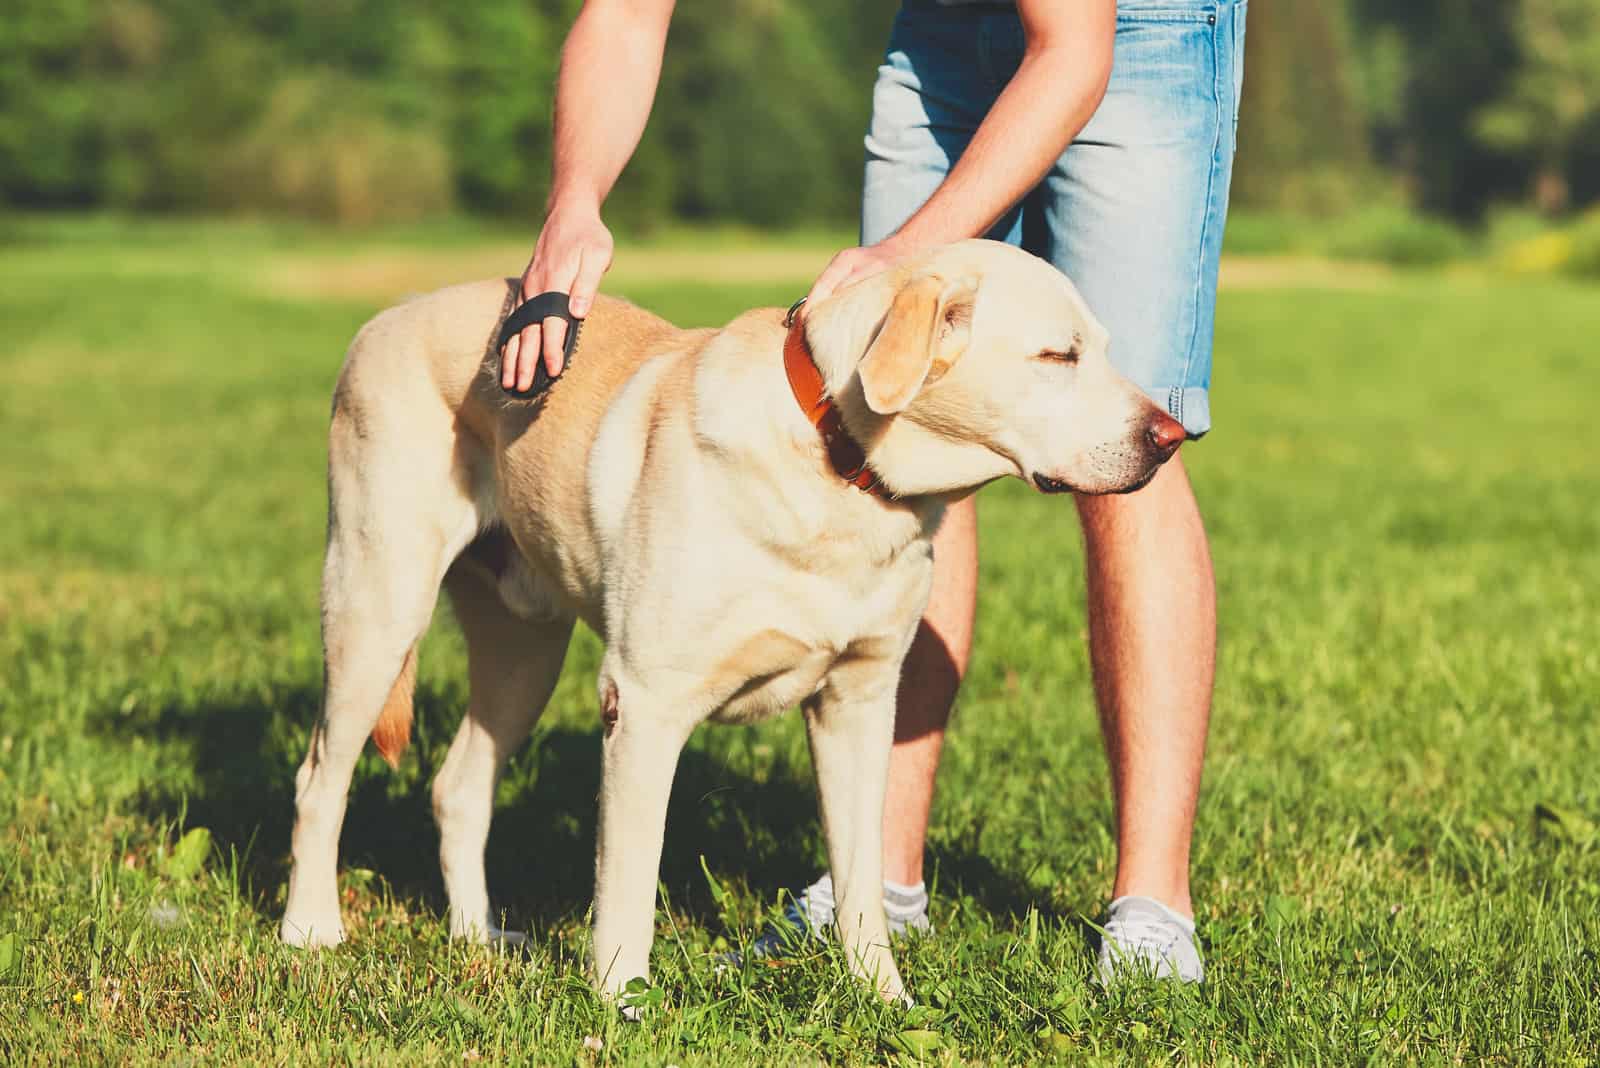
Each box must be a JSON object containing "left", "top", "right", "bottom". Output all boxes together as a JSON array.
[{"left": 280, "top": 239, "right": 1185, "bottom": 1005}]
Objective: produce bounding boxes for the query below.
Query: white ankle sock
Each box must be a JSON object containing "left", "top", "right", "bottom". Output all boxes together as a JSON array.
[{"left": 802, "top": 874, "right": 929, "bottom": 929}]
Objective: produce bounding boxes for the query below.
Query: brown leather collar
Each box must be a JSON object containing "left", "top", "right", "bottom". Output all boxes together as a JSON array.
[{"left": 782, "top": 317, "right": 890, "bottom": 498}]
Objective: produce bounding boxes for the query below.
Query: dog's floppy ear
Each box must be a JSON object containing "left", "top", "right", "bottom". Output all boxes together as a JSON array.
[{"left": 857, "top": 272, "right": 977, "bottom": 415}]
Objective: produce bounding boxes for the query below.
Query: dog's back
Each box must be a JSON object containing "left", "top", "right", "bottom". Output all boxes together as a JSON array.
[{"left": 336, "top": 280, "right": 678, "bottom": 449}]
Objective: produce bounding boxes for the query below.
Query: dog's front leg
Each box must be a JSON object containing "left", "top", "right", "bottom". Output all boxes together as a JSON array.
[
  {"left": 590, "top": 675, "right": 693, "bottom": 1003},
  {"left": 803, "top": 682, "right": 904, "bottom": 1004}
]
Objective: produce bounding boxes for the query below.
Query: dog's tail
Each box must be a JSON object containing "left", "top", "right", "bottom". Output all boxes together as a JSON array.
[{"left": 370, "top": 645, "right": 418, "bottom": 769}]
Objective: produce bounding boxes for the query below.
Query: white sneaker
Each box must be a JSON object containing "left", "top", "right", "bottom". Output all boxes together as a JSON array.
[{"left": 1096, "top": 895, "right": 1205, "bottom": 984}]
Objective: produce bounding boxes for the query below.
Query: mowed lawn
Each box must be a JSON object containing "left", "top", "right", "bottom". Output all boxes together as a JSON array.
[{"left": 1, "top": 216, "right": 1596, "bottom": 1064}]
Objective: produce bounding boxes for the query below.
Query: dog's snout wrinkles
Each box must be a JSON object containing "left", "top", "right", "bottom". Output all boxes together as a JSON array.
[{"left": 1146, "top": 410, "right": 1187, "bottom": 457}]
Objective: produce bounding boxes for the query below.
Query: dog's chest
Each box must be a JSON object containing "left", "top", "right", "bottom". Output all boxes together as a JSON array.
[
  {"left": 696, "top": 561, "right": 931, "bottom": 727},
  {"left": 705, "top": 643, "right": 837, "bottom": 726}
]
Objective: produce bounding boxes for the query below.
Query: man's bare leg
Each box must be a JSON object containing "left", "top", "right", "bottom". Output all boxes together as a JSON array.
[
  {"left": 880, "top": 456, "right": 1212, "bottom": 920},
  {"left": 1075, "top": 454, "right": 1213, "bottom": 918}
]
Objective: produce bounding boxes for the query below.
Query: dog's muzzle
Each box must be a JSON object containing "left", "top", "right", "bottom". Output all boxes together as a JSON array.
[{"left": 1033, "top": 410, "right": 1188, "bottom": 496}]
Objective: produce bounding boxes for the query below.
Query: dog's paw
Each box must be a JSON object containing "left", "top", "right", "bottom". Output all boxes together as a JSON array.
[
  {"left": 488, "top": 926, "right": 529, "bottom": 950},
  {"left": 279, "top": 915, "right": 345, "bottom": 948},
  {"left": 450, "top": 914, "right": 530, "bottom": 952}
]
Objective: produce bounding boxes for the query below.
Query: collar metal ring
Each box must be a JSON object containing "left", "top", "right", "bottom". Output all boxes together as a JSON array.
[{"left": 784, "top": 296, "right": 807, "bottom": 328}]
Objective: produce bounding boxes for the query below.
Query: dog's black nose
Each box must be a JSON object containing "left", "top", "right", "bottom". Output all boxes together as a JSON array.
[{"left": 1146, "top": 411, "right": 1187, "bottom": 457}]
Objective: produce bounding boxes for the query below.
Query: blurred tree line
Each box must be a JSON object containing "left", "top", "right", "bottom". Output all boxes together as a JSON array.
[
  {"left": 4, "top": 0, "right": 1599, "bottom": 227},
  {"left": 1241, "top": 0, "right": 1600, "bottom": 221}
]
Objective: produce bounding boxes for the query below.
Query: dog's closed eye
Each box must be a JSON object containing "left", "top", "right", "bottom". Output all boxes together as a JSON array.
[
  {"left": 1033, "top": 347, "right": 1080, "bottom": 366},
  {"left": 1034, "top": 331, "right": 1084, "bottom": 367}
]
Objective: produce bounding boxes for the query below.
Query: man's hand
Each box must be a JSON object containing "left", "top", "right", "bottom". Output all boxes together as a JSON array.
[
  {"left": 503, "top": 201, "right": 614, "bottom": 390},
  {"left": 804, "top": 237, "right": 920, "bottom": 311}
]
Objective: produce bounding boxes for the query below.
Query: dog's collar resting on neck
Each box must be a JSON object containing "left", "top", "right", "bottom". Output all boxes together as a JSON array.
[{"left": 782, "top": 299, "right": 890, "bottom": 499}]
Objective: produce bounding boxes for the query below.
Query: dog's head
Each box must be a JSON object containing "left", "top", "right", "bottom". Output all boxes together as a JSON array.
[{"left": 805, "top": 239, "right": 1186, "bottom": 498}]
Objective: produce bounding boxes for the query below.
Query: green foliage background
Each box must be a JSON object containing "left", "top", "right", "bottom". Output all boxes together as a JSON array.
[
  {"left": 3, "top": 0, "right": 1600, "bottom": 225},
  {"left": 0, "top": 0, "right": 894, "bottom": 227}
]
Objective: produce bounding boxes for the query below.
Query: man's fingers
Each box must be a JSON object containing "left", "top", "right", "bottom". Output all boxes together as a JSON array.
[
  {"left": 505, "top": 262, "right": 546, "bottom": 392},
  {"left": 508, "top": 253, "right": 582, "bottom": 385},
  {"left": 569, "top": 245, "right": 611, "bottom": 319},
  {"left": 805, "top": 254, "right": 856, "bottom": 310},
  {"left": 515, "top": 326, "right": 541, "bottom": 391},
  {"left": 502, "top": 332, "right": 520, "bottom": 389},
  {"left": 804, "top": 243, "right": 910, "bottom": 314},
  {"left": 542, "top": 316, "right": 569, "bottom": 379}
]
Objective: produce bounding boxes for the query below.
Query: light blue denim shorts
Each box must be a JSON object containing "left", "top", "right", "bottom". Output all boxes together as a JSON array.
[{"left": 863, "top": 0, "right": 1248, "bottom": 437}]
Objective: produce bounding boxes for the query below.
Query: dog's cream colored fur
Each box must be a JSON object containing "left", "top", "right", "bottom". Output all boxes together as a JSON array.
[{"left": 280, "top": 239, "right": 1183, "bottom": 1004}]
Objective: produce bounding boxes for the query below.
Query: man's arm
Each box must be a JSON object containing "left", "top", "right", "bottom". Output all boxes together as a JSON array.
[
  {"left": 806, "top": 0, "right": 1116, "bottom": 307},
  {"left": 505, "top": 0, "right": 675, "bottom": 390}
]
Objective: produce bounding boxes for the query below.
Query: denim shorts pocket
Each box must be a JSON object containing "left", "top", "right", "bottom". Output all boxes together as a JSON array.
[{"left": 1090, "top": 4, "right": 1220, "bottom": 148}]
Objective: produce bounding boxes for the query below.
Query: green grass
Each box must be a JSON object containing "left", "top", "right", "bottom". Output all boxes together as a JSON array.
[{"left": 2, "top": 217, "right": 1597, "bottom": 1064}]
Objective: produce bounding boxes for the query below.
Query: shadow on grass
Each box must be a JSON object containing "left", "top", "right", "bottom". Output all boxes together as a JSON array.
[{"left": 111, "top": 677, "right": 1061, "bottom": 934}]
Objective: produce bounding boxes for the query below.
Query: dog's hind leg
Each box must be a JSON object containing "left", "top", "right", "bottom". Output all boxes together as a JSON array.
[
  {"left": 281, "top": 392, "right": 482, "bottom": 949},
  {"left": 433, "top": 547, "right": 574, "bottom": 945}
]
